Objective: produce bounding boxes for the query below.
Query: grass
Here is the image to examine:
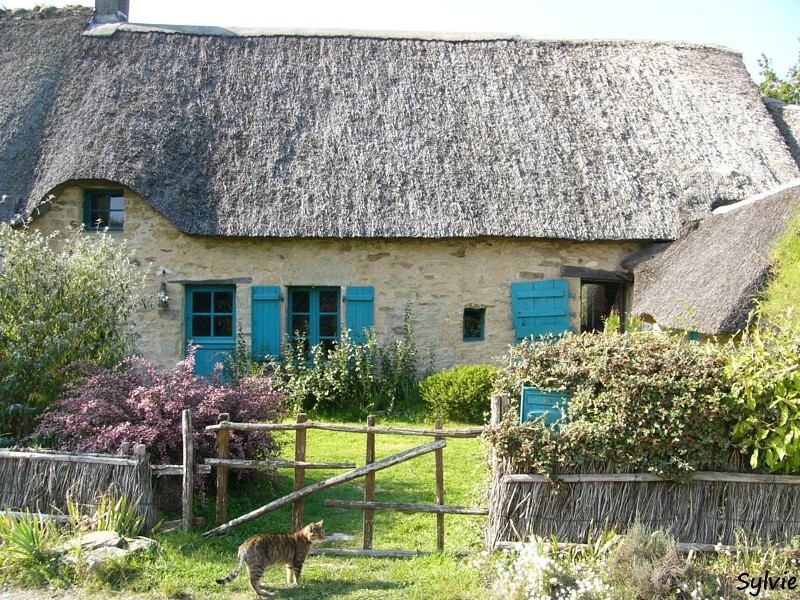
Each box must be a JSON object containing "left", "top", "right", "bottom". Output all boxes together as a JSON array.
[{"left": 81, "top": 415, "right": 492, "bottom": 599}]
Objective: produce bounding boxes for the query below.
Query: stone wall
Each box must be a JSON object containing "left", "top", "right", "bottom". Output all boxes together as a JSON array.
[{"left": 31, "top": 185, "right": 645, "bottom": 370}]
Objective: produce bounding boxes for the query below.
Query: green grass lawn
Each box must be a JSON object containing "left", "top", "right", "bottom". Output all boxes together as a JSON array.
[{"left": 107, "top": 416, "right": 492, "bottom": 599}]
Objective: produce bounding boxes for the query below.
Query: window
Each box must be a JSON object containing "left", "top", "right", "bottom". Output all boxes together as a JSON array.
[
  {"left": 185, "top": 286, "right": 236, "bottom": 376},
  {"left": 84, "top": 189, "right": 125, "bottom": 230},
  {"left": 288, "top": 287, "right": 341, "bottom": 354},
  {"left": 463, "top": 307, "right": 485, "bottom": 341}
]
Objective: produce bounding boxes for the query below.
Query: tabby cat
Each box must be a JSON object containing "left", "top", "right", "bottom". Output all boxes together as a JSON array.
[{"left": 216, "top": 520, "right": 325, "bottom": 597}]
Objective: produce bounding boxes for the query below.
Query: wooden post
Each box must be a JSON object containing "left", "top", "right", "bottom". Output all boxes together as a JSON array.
[
  {"left": 435, "top": 419, "right": 445, "bottom": 551},
  {"left": 293, "top": 413, "right": 308, "bottom": 532},
  {"left": 120, "top": 442, "right": 131, "bottom": 456},
  {"left": 363, "top": 415, "right": 376, "bottom": 550},
  {"left": 491, "top": 394, "right": 508, "bottom": 426},
  {"left": 203, "top": 439, "right": 446, "bottom": 538},
  {"left": 182, "top": 409, "right": 194, "bottom": 533},
  {"left": 215, "top": 413, "right": 230, "bottom": 527}
]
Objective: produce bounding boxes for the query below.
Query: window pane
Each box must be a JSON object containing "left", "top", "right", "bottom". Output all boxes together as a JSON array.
[
  {"left": 319, "top": 290, "right": 339, "bottom": 313},
  {"left": 92, "top": 195, "right": 111, "bottom": 210},
  {"left": 90, "top": 212, "right": 107, "bottom": 228},
  {"left": 193, "top": 292, "right": 212, "bottom": 313},
  {"left": 321, "top": 339, "right": 336, "bottom": 355},
  {"left": 291, "top": 315, "right": 310, "bottom": 337},
  {"left": 110, "top": 196, "right": 125, "bottom": 211},
  {"left": 463, "top": 308, "right": 484, "bottom": 340},
  {"left": 214, "top": 291, "right": 234, "bottom": 314},
  {"left": 108, "top": 212, "right": 124, "bottom": 228},
  {"left": 192, "top": 315, "right": 211, "bottom": 337},
  {"left": 214, "top": 315, "right": 233, "bottom": 337},
  {"left": 291, "top": 290, "right": 310, "bottom": 313},
  {"left": 319, "top": 314, "right": 338, "bottom": 337}
]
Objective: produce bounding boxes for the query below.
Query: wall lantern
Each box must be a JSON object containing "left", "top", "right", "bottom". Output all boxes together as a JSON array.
[{"left": 157, "top": 268, "right": 170, "bottom": 309}]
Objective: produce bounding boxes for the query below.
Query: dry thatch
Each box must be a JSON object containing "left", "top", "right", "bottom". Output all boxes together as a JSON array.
[
  {"left": 765, "top": 98, "right": 800, "bottom": 168},
  {"left": 1, "top": 14, "right": 798, "bottom": 240},
  {"left": 0, "top": 448, "right": 155, "bottom": 529},
  {"left": 630, "top": 181, "right": 800, "bottom": 334},
  {"left": 488, "top": 460, "right": 800, "bottom": 547}
]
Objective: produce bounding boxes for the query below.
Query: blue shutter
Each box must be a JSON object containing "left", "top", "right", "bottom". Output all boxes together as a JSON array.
[
  {"left": 345, "top": 286, "right": 374, "bottom": 344},
  {"left": 511, "top": 279, "right": 572, "bottom": 343},
  {"left": 252, "top": 286, "right": 283, "bottom": 359}
]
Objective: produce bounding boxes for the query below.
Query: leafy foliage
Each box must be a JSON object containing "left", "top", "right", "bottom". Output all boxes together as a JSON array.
[
  {"left": 420, "top": 364, "right": 501, "bottom": 424},
  {"left": 487, "top": 332, "right": 739, "bottom": 476},
  {"left": 0, "top": 224, "right": 145, "bottom": 442},
  {"left": 758, "top": 50, "right": 800, "bottom": 105},
  {"left": 275, "top": 307, "right": 429, "bottom": 418},
  {"left": 727, "top": 320, "right": 800, "bottom": 473},
  {"left": 33, "top": 349, "right": 286, "bottom": 487}
]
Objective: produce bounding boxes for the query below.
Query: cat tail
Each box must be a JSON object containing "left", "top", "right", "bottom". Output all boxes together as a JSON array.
[{"left": 216, "top": 556, "right": 244, "bottom": 585}]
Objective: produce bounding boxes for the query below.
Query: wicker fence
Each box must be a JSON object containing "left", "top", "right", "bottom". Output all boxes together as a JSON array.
[
  {"left": 0, "top": 443, "right": 156, "bottom": 528},
  {"left": 487, "top": 394, "right": 800, "bottom": 549}
]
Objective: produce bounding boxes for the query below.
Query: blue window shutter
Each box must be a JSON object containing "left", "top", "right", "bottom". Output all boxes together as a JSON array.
[
  {"left": 511, "top": 279, "right": 572, "bottom": 343},
  {"left": 252, "top": 286, "right": 283, "bottom": 359},
  {"left": 345, "top": 286, "right": 374, "bottom": 344}
]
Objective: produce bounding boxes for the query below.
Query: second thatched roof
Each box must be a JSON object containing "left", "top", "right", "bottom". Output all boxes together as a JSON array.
[
  {"left": 0, "top": 13, "right": 798, "bottom": 240},
  {"left": 630, "top": 181, "right": 800, "bottom": 334}
]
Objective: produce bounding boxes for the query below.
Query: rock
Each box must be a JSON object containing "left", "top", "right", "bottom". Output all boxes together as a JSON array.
[{"left": 54, "top": 531, "right": 157, "bottom": 571}]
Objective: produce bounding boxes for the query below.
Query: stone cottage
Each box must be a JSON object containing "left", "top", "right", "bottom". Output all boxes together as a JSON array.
[{"left": 1, "top": 3, "right": 798, "bottom": 374}]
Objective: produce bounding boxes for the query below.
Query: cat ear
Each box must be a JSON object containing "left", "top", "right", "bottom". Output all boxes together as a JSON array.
[{"left": 317, "top": 520, "right": 324, "bottom": 527}]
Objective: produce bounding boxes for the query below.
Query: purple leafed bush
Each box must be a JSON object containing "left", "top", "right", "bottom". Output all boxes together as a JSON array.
[{"left": 34, "top": 349, "right": 287, "bottom": 486}]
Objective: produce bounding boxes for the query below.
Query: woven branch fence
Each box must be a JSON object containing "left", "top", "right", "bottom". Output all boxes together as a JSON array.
[
  {"left": 487, "top": 395, "right": 800, "bottom": 549},
  {"left": 0, "top": 444, "right": 155, "bottom": 529}
]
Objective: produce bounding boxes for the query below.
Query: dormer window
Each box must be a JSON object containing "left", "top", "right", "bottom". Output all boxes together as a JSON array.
[{"left": 84, "top": 189, "right": 124, "bottom": 231}]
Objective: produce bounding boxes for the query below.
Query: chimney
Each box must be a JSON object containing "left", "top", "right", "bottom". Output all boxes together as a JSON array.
[{"left": 94, "top": 0, "right": 129, "bottom": 24}]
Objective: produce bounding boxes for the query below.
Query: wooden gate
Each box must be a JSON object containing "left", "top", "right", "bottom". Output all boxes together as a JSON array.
[{"left": 202, "top": 414, "right": 486, "bottom": 556}]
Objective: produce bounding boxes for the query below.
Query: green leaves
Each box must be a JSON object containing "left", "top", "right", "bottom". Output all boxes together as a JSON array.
[
  {"left": 727, "top": 322, "right": 800, "bottom": 473},
  {"left": 0, "top": 224, "right": 146, "bottom": 441},
  {"left": 490, "top": 331, "right": 738, "bottom": 477}
]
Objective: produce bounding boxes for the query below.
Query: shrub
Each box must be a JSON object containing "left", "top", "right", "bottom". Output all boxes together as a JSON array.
[
  {"left": 420, "top": 364, "right": 501, "bottom": 424},
  {"left": 488, "top": 332, "right": 739, "bottom": 476},
  {"left": 275, "top": 307, "right": 431, "bottom": 418},
  {"left": 727, "top": 318, "right": 800, "bottom": 472},
  {"left": 33, "top": 349, "right": 287, "bottom": 488},
  {"left": 0, "top": 224, "right": 145, "bottom": 442}
]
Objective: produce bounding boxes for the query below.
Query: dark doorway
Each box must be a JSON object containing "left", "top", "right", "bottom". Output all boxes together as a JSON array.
[{"left": 581, "top": 281, "right": 626, "bottom": 333}]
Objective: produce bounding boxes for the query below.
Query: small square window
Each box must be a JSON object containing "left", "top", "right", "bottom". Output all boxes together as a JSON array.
[
  {"left": 463, "top": 307, "right": 485, "bottom": 341},
  {"left": 84, "top": 189, "right": 125, "bottom": 231}
]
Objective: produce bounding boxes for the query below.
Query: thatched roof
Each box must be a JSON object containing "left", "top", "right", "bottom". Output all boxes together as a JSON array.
[
  {"left": 765, "top": 98, "right": 800, "bottom": 168},
  {"left": 630, "top": 181, "right": 800, "bottom": 334},
  {"left": 1, "top": 13, "right": 798, "bottom": 239}
]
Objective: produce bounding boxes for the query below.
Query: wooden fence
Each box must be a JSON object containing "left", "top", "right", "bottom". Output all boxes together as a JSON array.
[
  {"left": 0, "top": 410, "right": 207, "bottom": 533},
  {"left": 202, "top": 414, "right": 487, "bottom": 556},
  {"left": 487, "top": 394, "right": 800, "bottom": 549}
]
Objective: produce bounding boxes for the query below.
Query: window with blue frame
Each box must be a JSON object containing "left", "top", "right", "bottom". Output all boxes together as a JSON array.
[
  {"left": 288, "top": 287, "right": 340, "bottom": 355},
  {"left": 84, "top": 189, "right": 125, "bottom": 230},
  {"left": 463, "top": 307, "right": 485, "bottom": 341},
  {"left": 185, "top": 286, "right": 236, "bottom": 376}
]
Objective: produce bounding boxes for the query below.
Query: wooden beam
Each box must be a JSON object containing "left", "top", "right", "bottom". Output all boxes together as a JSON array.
[
  {"left": 323, "top": 500, "right": 488, "bottom": 515},
  {"left": 0, "top": 449, "right": 137, "bottom": 466},
  {"left": 503, "top": 471, "right": 800, "bottom": 484},
  {"left": 206, "top": 421, "right": 483, "bottom": 439},
  {"left": 310, "top": 548, "right": 430, "bottom": 558},
  {"left": 202, "top": 439, "right": 446, "bottom": 538},
  {"left": 182, "top": 409, "right": 194, "bottom": 533},
  {"left": 204, "top": 458, "right": 356, "bottom": 470}
]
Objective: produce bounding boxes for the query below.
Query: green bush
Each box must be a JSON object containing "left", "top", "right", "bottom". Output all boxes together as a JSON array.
[
  {"left": 275, "top": 307, "right": 430, "bottom": 418},
  {"left": 420, "top": 364, "right": 501, "bottom": 424},
  {"left": 727, "top": 318, "right": 800, "bottom": 473},
  {"left": 0, "top": 224, "right": 145, "bottom": 442},
  {"left": 488, "top": 332, "right": 739, "bottom": 476}
]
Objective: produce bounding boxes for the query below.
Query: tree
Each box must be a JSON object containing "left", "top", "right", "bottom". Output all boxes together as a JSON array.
[
  {"left": 0, "top": 223, "right": 146, "bottom": 442},
  {"left": 758, "top": 48, "right": 800, "bottom": 105}
]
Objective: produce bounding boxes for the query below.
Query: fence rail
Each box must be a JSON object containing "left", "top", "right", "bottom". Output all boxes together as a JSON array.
[{"left": 204, "top": 414, "right": 486, "bottom": 554}]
